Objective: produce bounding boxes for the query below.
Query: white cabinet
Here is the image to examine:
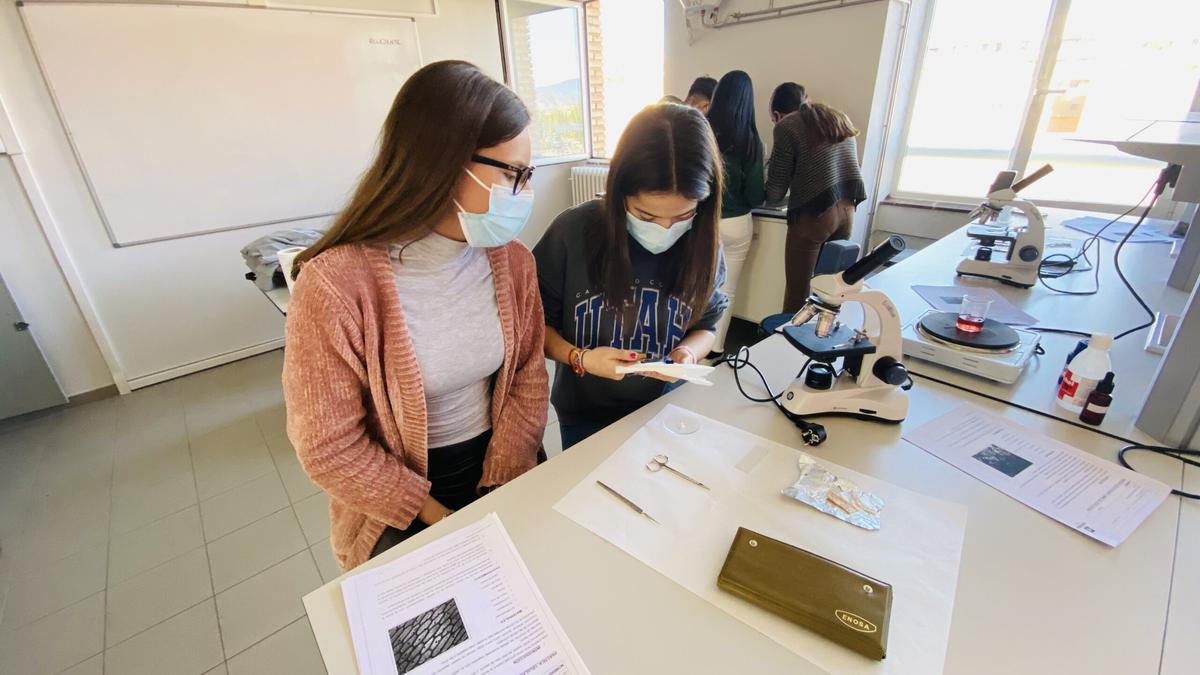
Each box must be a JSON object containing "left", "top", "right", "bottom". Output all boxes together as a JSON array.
[{"left": 731, "top": 215, "right": 788, "bottom": 323}]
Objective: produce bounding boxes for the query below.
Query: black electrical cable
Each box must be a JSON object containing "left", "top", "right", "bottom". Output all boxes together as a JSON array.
[
  {"left": 1034, "top": 183, "right": 1154, "bottom": 296},
  {"left": 1117, "top": 444, "right": 1200, "bottom": 499},
  {"left": 1027, "top": 169, "right": 1172, "bottom": 341},
  {"left": 1111, "top": 199, "right": 1159, "bottom": 339},
  {"left": 716, "top": 346, "right": 826, "bottom": 446}
]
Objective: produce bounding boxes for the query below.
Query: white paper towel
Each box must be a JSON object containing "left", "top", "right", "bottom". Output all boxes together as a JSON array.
[{"left": 277, "top": 246, "right": 305, "bottom": 292}]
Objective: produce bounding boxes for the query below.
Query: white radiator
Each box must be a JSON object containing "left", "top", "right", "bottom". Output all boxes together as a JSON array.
[{"left": 570, "top": 165, "right": 609, "bottom": 206}]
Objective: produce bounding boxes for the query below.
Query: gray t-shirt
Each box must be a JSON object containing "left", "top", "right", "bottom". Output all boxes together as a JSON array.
[
  {"left": 391, "top": 233, "right": 503, "bottom": 448},
  {"left": 533, "top": 200, "right": 728, "bottom": 426}
]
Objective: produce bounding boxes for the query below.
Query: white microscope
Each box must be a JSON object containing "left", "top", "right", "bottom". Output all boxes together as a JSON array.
[
  {"left": 781, "top": 237, "right": 911, "bottom": 424},
  {"left": 956, "top": 164, "right": 1055, "bottom": 288}
]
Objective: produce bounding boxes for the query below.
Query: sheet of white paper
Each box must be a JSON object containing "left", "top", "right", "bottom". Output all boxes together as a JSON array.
[
  {"left": 910, "top": 284, "right": 1039, "bottom": 326},
  {"left": 554, "top": 405, "right": 967, "bottom": 675},
  {"left": 615, "top": 362, "right": 715, "bottom": 385},
  {"left": 341, "top": 513, "right": 589, "bottom": 675},
  {"left": 905, "top": 404, "right": 1170, "bottom": 547}
]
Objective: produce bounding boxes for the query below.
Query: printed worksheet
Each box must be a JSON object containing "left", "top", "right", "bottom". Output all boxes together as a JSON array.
[
  {"left": 905, "top": 404, "right": 1170, "bottom": 546},
  {"left": 342, "top": 513, "right": 589, "bottom": 675}
]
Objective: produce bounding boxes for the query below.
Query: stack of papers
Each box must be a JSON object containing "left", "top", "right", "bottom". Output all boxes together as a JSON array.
[{"left": 342, "top": 513, "right": 589, "bottom": 674}]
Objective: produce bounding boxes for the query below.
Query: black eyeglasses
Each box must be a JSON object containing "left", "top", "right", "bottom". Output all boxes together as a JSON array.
[{"left": 471, "top": 154, "right": 536, "bottom": 195}]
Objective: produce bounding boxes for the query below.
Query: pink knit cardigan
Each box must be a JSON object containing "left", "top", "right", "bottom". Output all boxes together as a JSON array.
[{"left": 282, "top": 241, "right": 547, "bottom": 571}]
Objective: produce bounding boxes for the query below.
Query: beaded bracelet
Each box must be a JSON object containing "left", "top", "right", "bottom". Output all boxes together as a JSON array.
[{"left": 569, "top": 347, "right": 589, "bottom": 377}]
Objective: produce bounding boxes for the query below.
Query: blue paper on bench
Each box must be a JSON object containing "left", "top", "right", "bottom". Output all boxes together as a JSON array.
[{"left": 1062, "top": 216, "right": 1176, "bottom": 244}]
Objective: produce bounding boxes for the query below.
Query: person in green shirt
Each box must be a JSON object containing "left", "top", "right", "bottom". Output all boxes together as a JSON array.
[{"left": 706, "top": 70, "right": 765, "bottom": 356}]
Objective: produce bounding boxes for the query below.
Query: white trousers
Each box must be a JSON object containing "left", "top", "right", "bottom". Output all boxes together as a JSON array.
[{"left": 713, "top": 213, "right": 754, "bottom": 352}]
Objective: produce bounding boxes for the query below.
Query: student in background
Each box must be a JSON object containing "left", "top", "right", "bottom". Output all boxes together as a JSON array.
[
  {"left": 534, "top": 104, "right": 729, "bottom": 449},
  {"left": 768, "top": 82, "right": 807, "bottom": 123},
  {"left": 705, "top": 70, "right": 765, "bottom": 357},
  {"left": 766, "top": 100, "right": 867, "bottom": 312},
  {"left": 283, "top": 61, "right": 547, "bottom": 571},
  {"left": 684, "top": 76, "right": 718, "bottom": 113}
]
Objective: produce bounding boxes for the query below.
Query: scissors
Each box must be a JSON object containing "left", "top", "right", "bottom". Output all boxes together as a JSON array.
[{"left": 645, "top": 454, "right": 710, "bottom": 490}]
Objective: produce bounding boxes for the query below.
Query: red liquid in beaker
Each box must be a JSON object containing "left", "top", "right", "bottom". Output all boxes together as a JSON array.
[{"left": 956, "top": 315, "right": 985, "bottom": 333}]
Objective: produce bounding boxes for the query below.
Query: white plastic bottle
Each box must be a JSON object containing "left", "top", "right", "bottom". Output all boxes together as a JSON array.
[{"left": 1056, "top": 333, "right": 1113, "bottom": 413}]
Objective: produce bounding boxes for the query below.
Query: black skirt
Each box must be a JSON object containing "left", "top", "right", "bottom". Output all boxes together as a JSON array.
[{"left": 370, "top": 429, "right": 491, "bottom": 558}]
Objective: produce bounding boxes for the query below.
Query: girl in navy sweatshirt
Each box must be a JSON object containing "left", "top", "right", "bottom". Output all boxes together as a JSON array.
[{"left": 533, "top": 103, "right": 729, "bottom": 449}]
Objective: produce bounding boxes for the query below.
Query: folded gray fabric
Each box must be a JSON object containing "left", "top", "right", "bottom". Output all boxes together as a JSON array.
[{"left": 240, "top": 228, "right": 325, "bottom": 290}]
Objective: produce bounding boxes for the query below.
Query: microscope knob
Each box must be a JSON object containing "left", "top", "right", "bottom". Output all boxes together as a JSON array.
[
  {"left": 974, "top": 246, "right": 993, "bottom": 261},
  {"left": 872, "top": 356, "right": 909, "bottom": 386},
  {"left": 1018, "top": 245, "right": 1040, "bottom": 262}
]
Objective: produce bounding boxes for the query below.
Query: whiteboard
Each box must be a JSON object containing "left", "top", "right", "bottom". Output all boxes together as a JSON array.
[{"left": 21, "top": 3, "right": 422, "bottom": 245}]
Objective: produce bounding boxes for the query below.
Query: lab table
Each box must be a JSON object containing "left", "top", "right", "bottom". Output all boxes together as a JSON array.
[
  {"left": 1161, "top": 463, "right": 1200, "bottom": 675},
  {"left": 303, "top": 335, "right": 1186, "bottom": 674},
  {"left": 262, "top": 285, "right": 289, "bottom": 315},
  {"left": 865, "top": 207, "right": 1188, "bottom": 444}
]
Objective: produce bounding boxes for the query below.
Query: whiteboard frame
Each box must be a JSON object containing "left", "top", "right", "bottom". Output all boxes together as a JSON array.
[
  {"left": 17, "top": 1, "right": 425, "bottom": 247},
  {"left": 18, "top": 0, "right": 439, "bottom": 19}
]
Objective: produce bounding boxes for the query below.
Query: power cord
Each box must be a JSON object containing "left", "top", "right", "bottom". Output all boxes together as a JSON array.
[
  {"left": 1117, "top": 444, "right": 1200, "bottom": 499},
  {"left": 1034, "top": 184, "right": 1153, "bottom": 295},
  {"left": 1028, "top": 165, "right": 1178, "bottom": 341},
  {"left": 716, "top": 346, "right": 827, "bottom": 446}
]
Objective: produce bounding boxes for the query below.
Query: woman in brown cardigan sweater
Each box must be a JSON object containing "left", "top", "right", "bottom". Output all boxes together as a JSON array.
[{"left": 283, "top": 61, "right": 548, "bottom": 571}]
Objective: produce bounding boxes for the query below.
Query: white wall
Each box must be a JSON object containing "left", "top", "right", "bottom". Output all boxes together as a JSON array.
[
  {"left": 519, "top": 161, "right": 584, "bottom": 248},
  {"left": 0, "top": 157, "right": 112, "bottom": 396},
  {"left": 664, "top": 0, "right": 902, "bottom": 248},
  {"left": 0, "top": 0, "right": 550, "bottom": 391}
]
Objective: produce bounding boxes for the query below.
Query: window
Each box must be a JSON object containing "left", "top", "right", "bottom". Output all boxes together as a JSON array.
[
  {"left": 896, "top": 0, "right": 1200, "bottom": 208},
  {"left": 502, "top": 0, "right": 664, "bottom": 161},
  {"left": 505, "top": 1, "right": 588, "bottom": 161},
  {"left": 584, "top": 0, "right": 665, "bottom": 157}
]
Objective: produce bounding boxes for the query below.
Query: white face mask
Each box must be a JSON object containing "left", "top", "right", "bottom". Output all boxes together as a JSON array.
[
  {"left": 453, "top": 168, "right": 534, "bottom": 248},
  {"left": 626, "top": 210, "right": 694, "bottom": 254}
]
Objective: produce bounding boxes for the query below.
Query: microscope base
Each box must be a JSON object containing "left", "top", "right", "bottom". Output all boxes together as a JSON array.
[
  {"left": 956, "top": 261, "right": 1038, "bottom": 288},
  {"left": 781, "top": 377, "right": 908, "bottom": 423}
]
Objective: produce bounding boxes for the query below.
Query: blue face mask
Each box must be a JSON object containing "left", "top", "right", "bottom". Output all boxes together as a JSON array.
[
  {"left": 455, "top": 168, "right": 534, "bottom": 248},
  {"left": 626, "top": 210, "right": 694, "bottom": 254}
]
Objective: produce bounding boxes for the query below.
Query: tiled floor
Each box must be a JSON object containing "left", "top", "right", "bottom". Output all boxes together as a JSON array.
[{"left": 0, "top": 349, "right": 564, "bottom": 674}]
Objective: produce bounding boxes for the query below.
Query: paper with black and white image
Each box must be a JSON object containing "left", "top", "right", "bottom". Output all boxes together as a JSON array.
[
  {"left": 341, "top": 513, "right": 589, "bottom": 675},
  {"left": 905, "top": 404, "right": 1170, "bottom": 547},
  {"left": 911, "top": 285, "right": 1038, "bottom": 326}
]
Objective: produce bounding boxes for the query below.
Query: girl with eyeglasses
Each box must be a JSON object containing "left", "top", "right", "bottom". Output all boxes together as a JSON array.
[
  {"left": 534, "top": 103, "right": 729, "bottom": 449},
  {"left": 283, "top": 61, "right": 547, "bottom": 571}
]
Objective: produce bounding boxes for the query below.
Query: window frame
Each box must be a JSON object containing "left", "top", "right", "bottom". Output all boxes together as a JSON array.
[
  {"left": 887, "top": 0, "right": 1185, "bottom": 214},
  {"left": 497, "top": 0, "right": 592, "bottom": 165}
]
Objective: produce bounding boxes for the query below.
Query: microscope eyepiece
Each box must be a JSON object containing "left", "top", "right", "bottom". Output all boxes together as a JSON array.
[{"left": 842, "top": 236, "right": 906, "bottom": 285}]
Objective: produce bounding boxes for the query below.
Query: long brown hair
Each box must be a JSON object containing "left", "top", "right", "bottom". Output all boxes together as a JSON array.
[
  {"left": 588, "top": 103, "right": 723, "bottom": 325},
  {"left": 798, "top": 102, "right": 858, "bottom": 146},
  {"left": 292, "top": 61, "right": 530, "bottom": 276}
]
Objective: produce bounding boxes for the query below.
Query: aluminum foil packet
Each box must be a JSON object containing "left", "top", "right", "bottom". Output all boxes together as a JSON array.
[{"left": 781, "top": 453, "right": 885, "bottom": 530}]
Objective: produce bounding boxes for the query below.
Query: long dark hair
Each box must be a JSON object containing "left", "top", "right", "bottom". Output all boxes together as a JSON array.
[
  {"left": 706, "top": 70, "right": 761, "bottom": 163},
  {"left": 799, "top": 102, "right": 859, "bottom": 146},
  {"left": 588, "top": 104, "right": 723, "bottom": 325},
  {"left": 293, "top": 61, "right": 529, "bottom": 275}
]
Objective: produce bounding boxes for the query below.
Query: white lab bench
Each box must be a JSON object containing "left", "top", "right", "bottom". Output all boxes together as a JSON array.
[
  {"left": 302, "top": 335, "right": 1188, "bottom": 675},
  {"left": 866, "top": 207, "right": 1188, "bottom": 444},
  {"left": 262, "top": 285, "right": 290, "bottom": 315}
]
